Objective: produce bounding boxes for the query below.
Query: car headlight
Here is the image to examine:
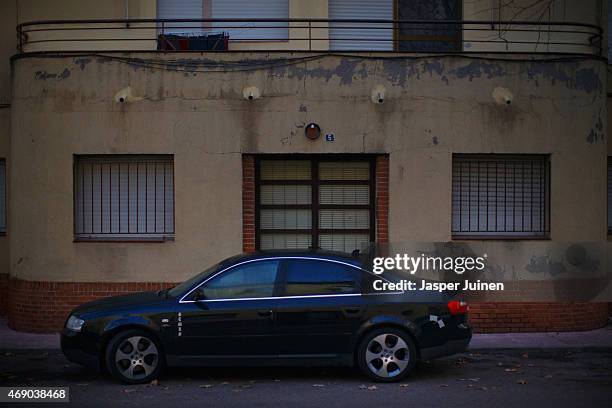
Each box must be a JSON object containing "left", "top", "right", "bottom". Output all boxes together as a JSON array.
[{"left": 66, "top": 315, "right": 85, "bottom": 332}]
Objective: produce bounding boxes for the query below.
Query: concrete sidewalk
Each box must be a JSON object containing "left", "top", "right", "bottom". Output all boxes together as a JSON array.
[
  {"left": 469, "top": 321, "right": 612, "bottom": 349},
  {"left": 0, "top": 317, "right": 610, "bottom": 350},
  {"left": 0, "top": 318, "right": 60, "bottom": 349}
]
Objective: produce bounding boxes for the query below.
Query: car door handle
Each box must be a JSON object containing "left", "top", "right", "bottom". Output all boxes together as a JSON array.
[
  {"left": 344, "top": 308, "right": 361, "bottom": 314},
  {"left": 257, "top": 310, "right": 273, "bottom": 317}
]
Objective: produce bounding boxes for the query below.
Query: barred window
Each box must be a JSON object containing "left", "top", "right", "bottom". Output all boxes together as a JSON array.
[
  {"left": 608, "top": 158, "right": 612, "bottom": 234},
  {"left": 0, "top": 159, "right": 5, "bottom": 234},
  {"left": 74, "top": 155, "right": 174, "bottom": 241},
  {"left": 452, "top": 154, "right": 550, "bottom": 239}
]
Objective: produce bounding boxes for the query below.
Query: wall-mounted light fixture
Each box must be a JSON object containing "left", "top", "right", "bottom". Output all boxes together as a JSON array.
[
  {"left": 371, "top": 85, "right": 386, "bottom": 104},
  {"left": 243, "top": 86, "right": 261, "bottom": 101},
  {"left": 305, "top": 123, "right": 321, "bottom": 140}
]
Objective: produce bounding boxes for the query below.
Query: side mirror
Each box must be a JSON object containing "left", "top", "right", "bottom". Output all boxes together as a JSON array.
[{"left": 192, "top": 287, "right": 206, "bottom": 301}]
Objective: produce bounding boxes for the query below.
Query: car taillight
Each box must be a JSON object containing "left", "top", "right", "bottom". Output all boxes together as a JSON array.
[{"left": 447, "top": 300, "right": 468, "bottom": 315}]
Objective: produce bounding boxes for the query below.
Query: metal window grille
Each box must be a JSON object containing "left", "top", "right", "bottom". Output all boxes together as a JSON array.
[
  {"left": 256, "top": 157, "right": 375, "bottom": 253},
  {"left": 452, "top": 154, "right": 550, "bottom": 239},
  {"left": 608, "top": 157, "right": 612, "bottom": 234},
  {"left": 74, "top": 155, "right": 174, "bottom": 241},
  {"left": 0, "top": 159, "right": 5, "bottom": 234}
]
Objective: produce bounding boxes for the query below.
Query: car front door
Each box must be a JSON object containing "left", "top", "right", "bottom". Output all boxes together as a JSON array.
[
  {"left": 274, "top": 259, "right": 365, "bottom": 359},
  {"left": 173, "top": 260, "right": 280, "bottom": 362}
]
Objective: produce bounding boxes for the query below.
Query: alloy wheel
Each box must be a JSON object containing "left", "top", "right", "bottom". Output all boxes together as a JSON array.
[
  {"left": 365, "top": 333, "right": 410, "bottom": 378},
  {"left": 114, "top": 336, "right": 159, "bottom": 380}
]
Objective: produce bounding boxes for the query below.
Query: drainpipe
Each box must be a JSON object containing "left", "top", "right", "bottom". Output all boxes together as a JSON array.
[{"left": 125, "top": 0, "right": 130, "bottom": 28}]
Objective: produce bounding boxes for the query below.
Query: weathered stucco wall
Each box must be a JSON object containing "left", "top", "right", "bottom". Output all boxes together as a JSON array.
[
  {"left": 9, "top": 52, "right": 608, "bottom": 283},
  {"left": 0, "top": 1, "right": 17, "bottom": 280}
]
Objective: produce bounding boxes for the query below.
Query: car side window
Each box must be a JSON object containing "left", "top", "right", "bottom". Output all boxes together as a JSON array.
[
  {"left": 283, "top": 260, "right": 359, "bottom": 296},
  {"left": 359, "top": 271, "right": 380, "bottom": 294},
  {"left": 202, "top": 260, "right": 280, "bottom": 300}
]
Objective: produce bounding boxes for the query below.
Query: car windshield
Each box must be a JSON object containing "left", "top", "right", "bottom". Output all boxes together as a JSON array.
[{"left": 167, "top": 262, "right": 223, "bottom": 298}]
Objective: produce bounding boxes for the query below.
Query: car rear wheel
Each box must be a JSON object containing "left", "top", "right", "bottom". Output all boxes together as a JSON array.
[
  {"left": 105, "top": 329, "right": 164, "bottom": 384},
  {"left": 357, "top": 327, "right": 416, "bottom": 382}
]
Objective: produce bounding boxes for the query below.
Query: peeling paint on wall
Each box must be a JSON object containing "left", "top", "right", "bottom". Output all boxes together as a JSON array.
[
  {"left": 73, "top": 58, "right": 91, "bottom": 71},
  {"left": 523, "top": 62, "right": 602, "bottom": 94}
]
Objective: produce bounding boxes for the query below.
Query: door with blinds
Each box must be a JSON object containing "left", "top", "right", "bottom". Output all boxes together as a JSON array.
[{"left": 256, "top": 157, "right": 375, "bottom": 253}]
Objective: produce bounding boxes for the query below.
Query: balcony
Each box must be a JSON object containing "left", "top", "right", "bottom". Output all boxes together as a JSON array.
[{"left": 16, "top": 18, "right": 603, "bottom": 57}]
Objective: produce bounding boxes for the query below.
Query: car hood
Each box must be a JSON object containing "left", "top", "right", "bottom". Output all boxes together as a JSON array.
[{"left": 72, "top": 291, "right": 163, "bottom": 316}]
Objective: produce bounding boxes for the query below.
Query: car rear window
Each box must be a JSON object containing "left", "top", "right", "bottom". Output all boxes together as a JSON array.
[{"left": 283, "top": 259, "right": 359, "bottom": 296}]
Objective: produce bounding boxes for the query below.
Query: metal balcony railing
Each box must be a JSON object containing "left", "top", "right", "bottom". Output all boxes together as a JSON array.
[{"left": 16, "top": 18, "right": 603, "bottom": 57}]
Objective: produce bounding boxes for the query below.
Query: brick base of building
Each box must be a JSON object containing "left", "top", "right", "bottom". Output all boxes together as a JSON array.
[
  {"left": 3, "top": 277, "right": 609, "bottom": 333},
  {"left": 0, "top": 273, "right": 8, "bottom": 316},
  {"left": 469, "top": 302, "right": 609, "bottom": 333},
  {"left": 6, "top": 278, "right": 176, "bottom": 333}
]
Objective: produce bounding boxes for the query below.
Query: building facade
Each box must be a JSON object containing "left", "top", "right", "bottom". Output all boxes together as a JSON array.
[{"left": 0, "top": 0, "right": 610, "bottom": 332}]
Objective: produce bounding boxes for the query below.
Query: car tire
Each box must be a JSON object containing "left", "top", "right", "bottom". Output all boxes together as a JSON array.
[
  {"left": 105, "top": 328, "right": 165, "bottom": 384},
  {"left": 357, "top": 327, "right": 416, "bottom": 382}
]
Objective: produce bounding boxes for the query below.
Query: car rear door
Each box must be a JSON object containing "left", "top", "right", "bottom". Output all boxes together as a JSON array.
[
  {"left": 172, "top": 260, "right": 281, "bottom": 361},
  {"left": 274, "top": 258, "right": 366, "bottom": 359}
]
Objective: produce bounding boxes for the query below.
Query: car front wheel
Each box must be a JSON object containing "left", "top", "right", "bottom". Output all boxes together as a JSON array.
[
  {"left": 105, "top": 329, "right": 164, "bottom": 384},
  {"left": 357, "top": 327, "right": 416, "bottom": 382}
]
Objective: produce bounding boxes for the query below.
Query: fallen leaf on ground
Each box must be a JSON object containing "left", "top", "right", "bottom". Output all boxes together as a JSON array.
[
  {"left": 150, "top": 379, "right": 159, "bottom": 386},
  {"left": 439, "top": 384, "right": 449, "bottom": 388},
  {"left": 367, "top": 386, "right": 378, "bottom": 390},
  {"left": 358, "top": 385, "right": 367, "bottom": 389},
  {"left": 505, "top": 368, "right": 517, "bottom": 372},
  {"left": 123, "top": 389, "right": 137, "bottom": 393},
  {"left": 517, "top": 379, "right": 527, "bottom": 385},
  {"left": 199, "top": 384, "right": 213, "bottom": 389},
  {"left": 399, "top": 384, "right": 409, "bottom": 388},
  {"left": 312, "top": 384, "right": 325, "bottom": 388}
]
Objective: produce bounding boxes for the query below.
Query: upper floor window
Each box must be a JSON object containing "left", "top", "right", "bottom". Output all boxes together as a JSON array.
[
  {"left": 329, "top": 0, "right": 461, "bottom": 51},
  {"left": 329, "top": 0, "right": 394, "bottom": 51},
  {"left": 452, "top": 154, "right": 550, "bottom": 239},
  {"left": 0, "top": 159, "right": 5, "bottom": 235},
  {"left": 283, "top": 259, "right": 360, "bottom": 296},
  {"left": 74, "top": 155, "right": 174, "bottom": 241},
  {"left": 157, "top": 0, "right": 289, "bottom": 40},
  {"left": 203, "top": 260, "right": 280, "bottom": 300}
]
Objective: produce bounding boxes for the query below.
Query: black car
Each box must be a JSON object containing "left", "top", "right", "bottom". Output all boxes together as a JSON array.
[{"left": 61, "top": 250, "right": 471, "bottom": 383}]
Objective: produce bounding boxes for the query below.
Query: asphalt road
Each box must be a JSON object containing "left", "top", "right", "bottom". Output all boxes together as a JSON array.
[{"left": 0, "top": 348, "right": 611, "bottom": 408}]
